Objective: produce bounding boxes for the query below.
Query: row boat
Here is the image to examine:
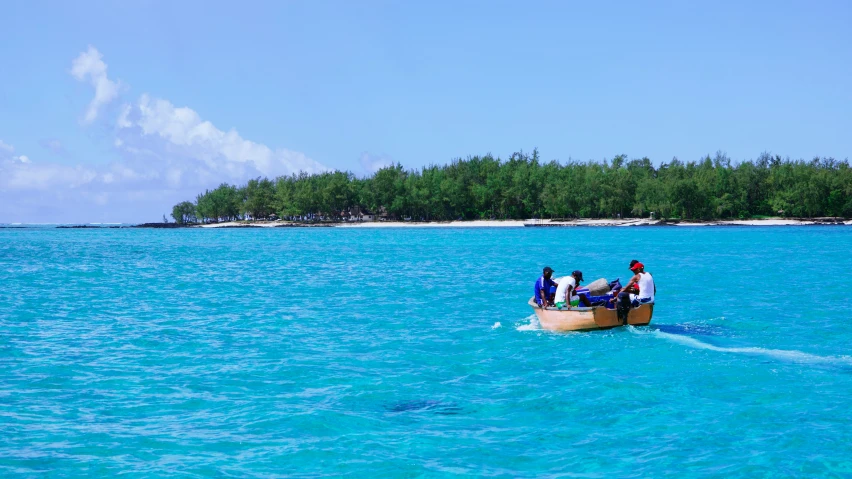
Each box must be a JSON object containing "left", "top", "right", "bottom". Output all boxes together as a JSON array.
[{"left": 527, "top": 298, "right": 654, "bottom": 332}]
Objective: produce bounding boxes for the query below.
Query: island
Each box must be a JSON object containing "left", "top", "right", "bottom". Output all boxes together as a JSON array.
[{"left": 161, "top": 151, "right": 850, "bottom": 228}]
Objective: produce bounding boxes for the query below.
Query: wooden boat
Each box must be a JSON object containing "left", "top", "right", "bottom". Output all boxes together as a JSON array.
[{"left": 528, "top": 298, "right": 654, "bottom": 332}]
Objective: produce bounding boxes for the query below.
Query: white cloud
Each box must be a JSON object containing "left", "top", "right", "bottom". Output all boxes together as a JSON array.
[
  {"left": 70, "top": 46, "right": 120, "bottom": 124},
  {"left": 0, "top": 47, "right": 330, "bottom": 223},
  {"left": 0, "top": 142, "right": 172, "bottom": 222},
  {"left": 359, "top": 152, "right": 394, "bottom": 173},
  {"left": 68, "top": 45, "right": 325, "bottom": 180},
  {"left": 1, "top": 146, "right": 97, "bottom": 191},
  {"left": 117, "top": 94, "right": 325, "bottom": 177},
  {"left": 117, "top": 104, "right": 132, "bottom": 128},
  {"left": 0, "top": 140, "right": 34, "bottom": 165}
]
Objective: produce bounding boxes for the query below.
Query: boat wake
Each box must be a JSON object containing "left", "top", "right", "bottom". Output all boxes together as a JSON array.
[
  {"left": 516, "top": 314, "right": 540, "bottom": 331},
  {"left": 634, "top": 327, "right": 852, "bottom": 366}
]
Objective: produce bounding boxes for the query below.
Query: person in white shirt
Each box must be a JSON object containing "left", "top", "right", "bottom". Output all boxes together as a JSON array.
[
  {"left": 554, "top": 270, "right": 591, "bottom": 309},
  {"left": 622, "top": 260, "right": 655, "bottom": 303},
  {"left": 615, "top": 260, "right": 656, "bottom": 323}
]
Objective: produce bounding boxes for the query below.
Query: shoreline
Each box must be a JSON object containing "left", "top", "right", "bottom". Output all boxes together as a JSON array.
[
  {"left": 3, "top": 218, "right": 849, "bottom": 229},
  {"left": 182, "top": 217, "right": 851, "bottom": 228}
]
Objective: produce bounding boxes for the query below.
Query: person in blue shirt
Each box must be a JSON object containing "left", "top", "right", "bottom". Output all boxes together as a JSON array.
[{"left": 534, "top": 266, "right": 558, "bottom": 308}]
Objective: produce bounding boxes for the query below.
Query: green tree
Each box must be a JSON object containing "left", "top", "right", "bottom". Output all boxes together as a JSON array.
[{"left": 171, "top": 201, "right": 197, "bottom": 224}]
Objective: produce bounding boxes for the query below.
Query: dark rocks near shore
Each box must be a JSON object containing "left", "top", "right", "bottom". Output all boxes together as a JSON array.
[
  {"left": 56, "top": 225, "right": 124, "bottom": 229},
  {"left": 131, "top": 222, "right": 336, "bottom": 228},
  {"left": 132, "top": 223, "right": 189, "bottom": 228}
]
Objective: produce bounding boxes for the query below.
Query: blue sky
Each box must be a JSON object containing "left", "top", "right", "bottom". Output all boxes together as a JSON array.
[{"left": 1, "top": 0, "right": 850, "bottom": 222}]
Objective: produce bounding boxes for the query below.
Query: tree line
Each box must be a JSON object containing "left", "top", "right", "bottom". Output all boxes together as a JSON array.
[{"left": 171, "top": 150, "right": 852, "bottom": 224}]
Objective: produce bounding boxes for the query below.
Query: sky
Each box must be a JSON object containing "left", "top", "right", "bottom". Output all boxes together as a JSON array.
[{"left": 1, "top": 0, "right": 850, "bottom": 223}]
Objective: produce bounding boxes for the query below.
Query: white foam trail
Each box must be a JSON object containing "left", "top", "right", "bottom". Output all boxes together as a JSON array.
[
  {"left": 638, "top": 328, "right": 852, "bottom": 366},
  {"left": 516, "top": 314, "right": 540, "bottom": 331},
  {"left": 492, "top": 322, "right": 502, "bottom": 329}
]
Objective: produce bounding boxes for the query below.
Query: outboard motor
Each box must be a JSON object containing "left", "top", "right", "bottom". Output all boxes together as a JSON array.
[{"left": 616, "top": 291, "right": 631, "bottom": 325}]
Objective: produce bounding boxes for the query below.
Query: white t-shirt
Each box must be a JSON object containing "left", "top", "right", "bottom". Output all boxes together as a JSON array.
[
  {"left": 554, "top": 276, "right": 577, "bottom": 304},
  {"left": 637, "top": 272, "right": 655, "bottom": 302}
]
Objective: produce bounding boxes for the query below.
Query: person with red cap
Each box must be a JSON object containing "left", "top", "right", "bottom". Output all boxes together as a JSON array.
[{"left": 615, "top": 260, "right": 656, "bottom": 323}]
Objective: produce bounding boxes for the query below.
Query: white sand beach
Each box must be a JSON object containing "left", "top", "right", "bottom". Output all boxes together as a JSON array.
[
  {"left": 719, "top": 219, "right": 816, "bottom": 226},
  {"left": 338, "top": 217, "right": 839, "bottom": 227},
  {"left": 338, "top": 220, "right": 526, "bottom": 228},
  {"left": 537, "top": 219, "right": 661, "bottom": 227},
  {"left": 676, "top": 219, "right": 820, "bottom": 226},
  {"left": 196, "top": 221, "right": 284, "bottom": 228}
]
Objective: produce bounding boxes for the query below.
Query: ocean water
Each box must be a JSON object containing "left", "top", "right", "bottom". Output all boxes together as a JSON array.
[{"left": 1, "top": 226, "right": 851, "bottom": 478}]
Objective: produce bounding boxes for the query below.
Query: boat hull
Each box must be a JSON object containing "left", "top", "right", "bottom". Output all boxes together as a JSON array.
[{"left": 528, "top": 298, "right": 653, "bottom": 332}]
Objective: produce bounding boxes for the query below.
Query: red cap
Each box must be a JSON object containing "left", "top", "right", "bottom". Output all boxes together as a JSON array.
[{"left": 630, "top": 262, "right": 644, "bottom": 272}]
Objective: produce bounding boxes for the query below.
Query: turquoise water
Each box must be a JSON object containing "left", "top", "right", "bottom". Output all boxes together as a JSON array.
[{"left": 2, "top": 227, "right": 851, "bottom": 478}]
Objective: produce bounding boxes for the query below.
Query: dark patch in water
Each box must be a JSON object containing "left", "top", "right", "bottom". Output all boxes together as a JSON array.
[
  {"left": 653, "top": 324, "right": 726, "bottom": 337},
  {"left": 385, "top": 400, "right": 462, "bottom": 415}
]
